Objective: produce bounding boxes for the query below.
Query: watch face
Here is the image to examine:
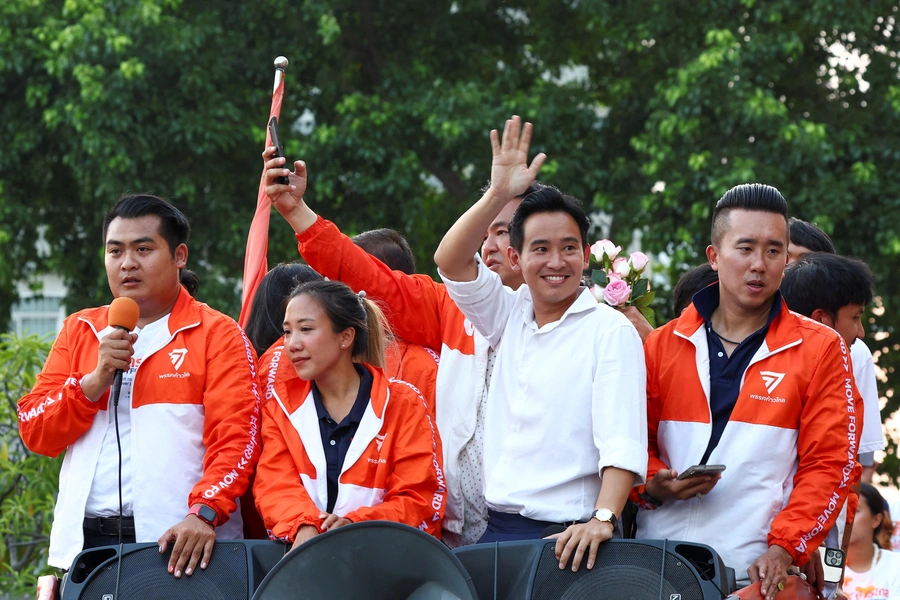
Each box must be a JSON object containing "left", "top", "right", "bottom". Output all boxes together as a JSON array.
[
  {"left": 594, "top": 508, "right": 613, "bottom": 522},
  {"left": 197, "top": 505, "right": 217, "bottom": 524}
]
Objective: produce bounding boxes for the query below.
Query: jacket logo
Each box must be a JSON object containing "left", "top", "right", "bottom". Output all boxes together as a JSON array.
[
  {"left": 463, "top": 319, "right": 475, "bottom": 337},
  {"left": 760, "top": 371, "right": 785, "bottom": 394},
  {"left": 169, "top": 348, "right": 188, "bottom": 371},
  {"left": 375, "top": 433, "right": 387, "bottom": 451}
]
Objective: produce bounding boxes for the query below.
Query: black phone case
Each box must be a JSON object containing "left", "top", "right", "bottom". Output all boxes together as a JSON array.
[{"left": 268, "top": 116, "right": 290, "bottom": 185}]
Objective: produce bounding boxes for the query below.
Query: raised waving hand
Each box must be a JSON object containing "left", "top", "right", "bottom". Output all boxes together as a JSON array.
[{"left": 489, "top": 115, "right": 546, "bottom": 200}]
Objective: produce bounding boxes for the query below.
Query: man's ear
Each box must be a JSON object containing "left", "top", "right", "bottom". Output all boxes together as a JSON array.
[
  {"left": 810, "top": 307, "right": 832, "bottom": 327},
  {"left": 174, "top": 243, "right": 188, "bottom": 269},
  {"left": 507, "top": 246, "right": 522, "bottom": 273},
  {"left": 582, "top": 245, "right": 590, "bottom": 270},
  {"left": 706, "top": 245, "right": 718, "bottom": 271}
]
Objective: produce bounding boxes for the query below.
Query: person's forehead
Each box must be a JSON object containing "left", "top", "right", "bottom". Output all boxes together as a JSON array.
[
  {"left": 105, "top": 215, "right": 164, "bottom": 243},
  {"left": 838, "top": 303, "right": 866, "bottom": 316},
  {"left": 721, "top": 209, "right": 787, "bottom": 240},
  {"left": 493, "top": 198, "right": 523, "bottom": 227},
  {"left": 285, "top": 294, "right": 326, "bottom": 318},
  {"left": 522, "top": 211, "right": 582, "bottom": 241},
  {"left": 787, "top": 242, "right": 812, "bottom": 256}
]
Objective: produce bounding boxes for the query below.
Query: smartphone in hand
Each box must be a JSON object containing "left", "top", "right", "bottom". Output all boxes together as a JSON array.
[
  {"left": 268, "top": 116, "right": 290, "bottom": 185},
  {"left": 676, "top": 464, "right": 726, "bottom": 480}
]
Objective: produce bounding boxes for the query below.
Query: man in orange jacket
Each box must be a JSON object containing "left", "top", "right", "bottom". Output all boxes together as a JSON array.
[
  {"left": 351, "top": 228, "right": 439, "bottom": 419},
  {"left": 634, "top": 184, "right": 857, "bottom": 600},
  {"left": 261, "top": 146, "right": 542, "bottom": 547},
  {"left": 19, "top": 195, "right": 261, "bottom": 593}
]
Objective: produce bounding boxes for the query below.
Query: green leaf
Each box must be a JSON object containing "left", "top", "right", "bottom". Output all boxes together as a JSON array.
[
  {"left": 591, "top": 270, "right": 608, "bottom": 286},
  {"left": 632, "top": 278, "right": 649, "bottom": 299},
  {"left": 632, "top": 290, "right": 656, "bottom": 308},
  {"left": 638, "top": 306, "right": 656, "bottom": 327}
]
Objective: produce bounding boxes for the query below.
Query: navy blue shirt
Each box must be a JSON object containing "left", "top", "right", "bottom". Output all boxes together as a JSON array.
[
  {"left": 312, "top": 364, "right": 373, "bottom": 513},
  {"left": 692, "top": 284, "right": 782, "bottom": 464}
]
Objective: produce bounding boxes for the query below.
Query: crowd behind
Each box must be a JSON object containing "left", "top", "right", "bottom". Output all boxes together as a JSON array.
[{"left": 17, "top": 116, "right": 900, "bottom": 600}]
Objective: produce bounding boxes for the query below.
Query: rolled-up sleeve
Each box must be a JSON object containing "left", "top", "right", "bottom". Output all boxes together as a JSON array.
[{"left": 592, "top": 322, "right": 648, "bottom": 485}]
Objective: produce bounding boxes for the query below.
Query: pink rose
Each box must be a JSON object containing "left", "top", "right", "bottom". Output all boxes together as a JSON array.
[
  {"left": 590, "top": 239, "right": 621, "bottom": 262},
  {"left": 612, "top": 257, "right": 631, "bottom": 277},
  {"left": 629, "top": 251, "right": 650, "bottom": 273},
  {"left": 590, "top": 285, "right": 605, "bottom": 302},
  {"left": 603, "top": 279, "right": 632, "bottom": 307},
  {"left": 606, "top": 272, "right": 622, "bottom": 282}
]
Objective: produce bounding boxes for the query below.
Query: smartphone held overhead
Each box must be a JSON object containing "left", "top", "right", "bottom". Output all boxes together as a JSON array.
[
  {"left": 676, "top": 464, "right": 726, "bottom": 480},
  {"left": 268, "top": 116, "right": 290, "bottom": 185}
]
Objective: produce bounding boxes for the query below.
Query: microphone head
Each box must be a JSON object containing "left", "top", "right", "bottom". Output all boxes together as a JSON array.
[{"left": 108, "top": 297, "right": 140, "bottom": 331}]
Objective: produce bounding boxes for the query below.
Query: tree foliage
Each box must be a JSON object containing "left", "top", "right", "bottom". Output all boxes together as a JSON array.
[
  {"left": 0, "top": 334, "right": 58, "bottom": 595},
  {"left": 1, "top": 0, "right": 899, "bottom": 494}
]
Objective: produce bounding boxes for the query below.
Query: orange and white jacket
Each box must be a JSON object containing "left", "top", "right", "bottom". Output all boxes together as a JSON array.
[
  {"left": 385, "top": 338, "right": 439, "bottom": 421},
  {"left": 17, "top": 287, "right": 262, "bottom": 569},
  {"left": 254, "top": 349, "right": 445, "bottom": 541},
  {"left": 295, "top": 216, "right": 488, "bottom": 537},
  {"left": 636, "top": 299, "right": 860, "bottom": 577}
]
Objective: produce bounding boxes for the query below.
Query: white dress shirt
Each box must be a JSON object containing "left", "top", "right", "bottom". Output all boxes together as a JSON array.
[
  {"left": 441, "top": 258, "right": 647, "bottom": 523},
  {"left": 851, "top": 339, "right": 885, "bottom": 454}
]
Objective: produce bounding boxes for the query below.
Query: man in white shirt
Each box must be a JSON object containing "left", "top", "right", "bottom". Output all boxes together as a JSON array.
[{"left": 434, "top": 115, "right": 647, "bottom": 571}]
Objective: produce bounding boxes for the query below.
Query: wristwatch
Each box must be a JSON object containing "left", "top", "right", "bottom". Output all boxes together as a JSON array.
[
  {"left": 187, "top": 504, "right": 218, "bottom": 527},
  {"left": 591, "top": 508, "right": 618, "bottom": 530}
]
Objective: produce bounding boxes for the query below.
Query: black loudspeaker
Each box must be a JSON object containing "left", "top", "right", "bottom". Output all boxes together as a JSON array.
[
  {"left": 452, "top": 538, "right": 737, "bottom": 600},
  {"left": 252, "top": 521, "right": 477, "bottom": 599},
  {"left": 60, "top": 540, "right": 286, "bottom": 600}
]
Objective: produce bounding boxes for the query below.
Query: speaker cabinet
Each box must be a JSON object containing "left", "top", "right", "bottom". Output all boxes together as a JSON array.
[
  {"left": 60, "top": 540, "right": 286, "bottom": 600},
  {"left": 252, "top": 521, "right": 477, "bottom": 599},
  {"left": 452, "top": 538, "right": 736, "bottom": 600}
]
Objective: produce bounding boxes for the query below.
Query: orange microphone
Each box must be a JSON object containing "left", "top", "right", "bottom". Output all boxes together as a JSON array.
[{"left": 108, "top": 297, "right": 140, "bottom": 407}]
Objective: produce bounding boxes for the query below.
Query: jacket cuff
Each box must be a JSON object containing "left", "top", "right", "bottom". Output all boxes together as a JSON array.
[
  {"left": 766, "top": 537, "right": 800, "bottom": 566},
  {"left": 295, "top": 215, "right": 328, "bottom": 244},
  {"left": 73, "top": 373, "right": 105, "bottom": 412},
  {"left": 286, "top": 516, "right": 323, "bottom": 542}
]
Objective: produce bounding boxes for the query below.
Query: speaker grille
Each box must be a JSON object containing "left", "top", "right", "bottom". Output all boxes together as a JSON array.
[
  {"left": 531, "top": 541, "right": 705, "bottom": 600},
  {"left": 78, "top": 542, "right": 250, "bottom": 600}
]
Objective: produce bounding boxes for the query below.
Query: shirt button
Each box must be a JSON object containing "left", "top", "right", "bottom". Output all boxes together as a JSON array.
[
  {"left": 329, "top": 440, "right": 336, "bottom": 446},
  {"left": 717, "top": 352, "right": 724, "bottom": 357}
]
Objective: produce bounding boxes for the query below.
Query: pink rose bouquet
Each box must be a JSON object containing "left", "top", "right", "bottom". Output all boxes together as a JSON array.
[{"left": 589, "top": 239, "right": 655, "bottom": 325}]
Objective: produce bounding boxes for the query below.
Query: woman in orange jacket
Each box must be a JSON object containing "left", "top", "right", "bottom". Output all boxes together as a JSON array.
[{"left": 254, "top": 280, "right": 445, "bottom": 551}]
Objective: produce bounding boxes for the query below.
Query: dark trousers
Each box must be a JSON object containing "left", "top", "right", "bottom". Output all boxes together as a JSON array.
[
  {"left": 82, "top": 528, "right": 137, "bottom": 549},
  {"left": 82, "top": 516, "right": 137, "bottom": 550},
  {"left": 477, "top": 510, "right": 572, "bottom": 544},
  {"left": 478, "top": 509, "right": 625, "bottom": 544}
]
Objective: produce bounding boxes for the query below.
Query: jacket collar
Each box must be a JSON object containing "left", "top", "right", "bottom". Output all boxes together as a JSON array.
[
  {"left": 676, "top": 287, "right": 801, "bottom": 353},
  {"left": 521, "top": 286, "right": 599, "bottom": 332},
  {"left": 280, "top": 362, "right": 390, "bottom": 419},
  {"left": 79, "top": 286, "right": 200, "bottom": 336}
]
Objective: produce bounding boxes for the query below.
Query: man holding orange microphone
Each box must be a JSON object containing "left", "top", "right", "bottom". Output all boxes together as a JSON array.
[{"left": 17, "top": 194, "right": 261, "bottom": 597}]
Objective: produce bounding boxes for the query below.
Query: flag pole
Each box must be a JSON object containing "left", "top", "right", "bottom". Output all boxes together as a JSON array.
[
  {"left": 273, "top": 56, "right": 288, "bottom": 94},
  {"left": 239, "top": 56, "right": 289, "bottom": 329}
]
